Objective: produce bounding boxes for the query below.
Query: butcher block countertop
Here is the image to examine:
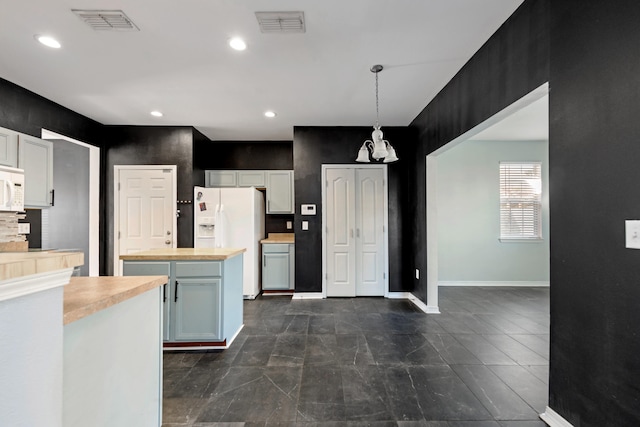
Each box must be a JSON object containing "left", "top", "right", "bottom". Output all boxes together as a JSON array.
[
  {"left": 260, "top": 233, "right": 295, "bottom": 244},
  {"left": 63, "top": 275, "right": 167, "bottom": 325},
  {"left": 0, "top": 251, "right": 84, "bottom": 282},
  {"left": 119, "top": 247, "right": 246, "bottom": 261}
]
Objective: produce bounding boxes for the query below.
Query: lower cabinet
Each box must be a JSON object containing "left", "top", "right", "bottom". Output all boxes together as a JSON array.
[
  {"left": 262, "top": 243, "right": 295, "bottom": 290},
  {"left": 123, "top": 256, "right": 243, "bottom": 344}
]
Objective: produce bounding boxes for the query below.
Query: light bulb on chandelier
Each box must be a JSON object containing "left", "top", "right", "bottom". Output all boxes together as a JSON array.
[{"left": 356, "top": 64, "right": 398, "bottom": 163}]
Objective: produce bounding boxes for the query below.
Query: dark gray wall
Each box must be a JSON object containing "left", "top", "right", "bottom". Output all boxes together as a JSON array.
[
  {"left": 104, "top": 126, "right": 195, "bottom": 275},
  {"left": 293, "top": 126, "right": 415, "bottom": 293},
  {"left": 409, "top": 0, "right": 549, "bottom": 305},
  {"left": 548, "top": 1, "right": 640, "bottom": 424},
  {"left": 0, "top": 78, "right": 102, "bottom": 145},
  {"left": 48, "top": 139, "right": 90, "bottom": 275}
]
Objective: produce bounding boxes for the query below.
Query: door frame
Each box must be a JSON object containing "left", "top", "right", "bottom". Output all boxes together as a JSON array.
[
  {"left": 41, "top": 129, "right": 100, "bottom": 276},
  {"left": 321, "top": 164, "right": 389, "bottom": 298},
  {"left": 113, "top": 165, "right": 177, "bottom": 275}
]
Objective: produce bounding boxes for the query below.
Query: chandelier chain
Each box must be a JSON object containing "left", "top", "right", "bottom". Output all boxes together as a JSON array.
[{"left": 375, "top": 71, "right": 379, "bottom": 127}]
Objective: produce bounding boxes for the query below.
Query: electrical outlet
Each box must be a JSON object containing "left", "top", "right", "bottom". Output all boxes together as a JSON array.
[
  {"left": 286, "top": 221, "right": 292, "bottom": 230},
  {"left": 415, "top": 269, "right": 420, "bottom": 279},
  {"left": 302, "top": 221, "right": 309, "bottom": 231}
]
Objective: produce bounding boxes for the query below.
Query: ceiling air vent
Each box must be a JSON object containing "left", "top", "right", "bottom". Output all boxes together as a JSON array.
[
  {"left": 255, "top": 11, "right": 305, "bottom": 33},
  {"left": 72, "top": 9, "right": 139, "bottom": 31}
]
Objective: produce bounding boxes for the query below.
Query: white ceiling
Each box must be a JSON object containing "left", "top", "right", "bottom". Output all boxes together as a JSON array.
[{"left": 0, "top": 0, "right": 524, "bottom": 141}]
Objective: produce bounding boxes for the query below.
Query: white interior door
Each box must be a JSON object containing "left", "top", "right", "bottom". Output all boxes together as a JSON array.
[
  {"left": 355, "top": 168, "right": 385, "bottom": 296},
  {"left": 115, "top": 166, "right": 176, "bottom": 275},
  {"left": 325, "top": 166, "right": 386, "bottom": 297},
  {"left": 326, "top": 168, "right": 356, "bottom": 297}
]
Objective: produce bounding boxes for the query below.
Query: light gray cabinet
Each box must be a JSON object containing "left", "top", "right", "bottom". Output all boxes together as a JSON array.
[
  {"left": 0, "top": 127, "right": 18, "bottom": 167},
  {"left": 237, "top": 170, "right": 265, "bottom": 187},
  {"left": 266, "top": 171, "right": 294, "bottom": 214},
  {"left": 123, "top": 255, "right": 243, "bottom": 345},
  {"left": 206, "top": 170, "right": 237, "bottom": 187},
  {"left": 122, "top": 261, "right": 171, "bottom": 341},
  {"left": 262, "top": 243, "right": 295, "bottom": 290},
  {"left": 18, "top": 135, "right": 53, "bottom": 207},
  {"left": 173, "top": 261, "right": 222, "bottom": 341},
  {"left": 205, "top": 169, "right": 295, "bottom": 214}
]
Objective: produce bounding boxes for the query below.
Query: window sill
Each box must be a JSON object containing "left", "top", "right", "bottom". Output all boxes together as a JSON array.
[{"left": 499, "top": 238, "right": 544, "bottom": 243}]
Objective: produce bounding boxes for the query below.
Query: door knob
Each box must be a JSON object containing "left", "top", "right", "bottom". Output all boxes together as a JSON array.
[
  {"left": 165, "top": 240, "right": 171, "bottom": 245},
  {"left": 167, "top": 231, "right": 171, "bottom": 235}
]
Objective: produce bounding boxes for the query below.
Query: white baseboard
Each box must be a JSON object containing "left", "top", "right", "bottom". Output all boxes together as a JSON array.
[
  {"left": 439, "top": 280, "right": 550, "bottom": 287},
  {"left": 387, "top": 292, "right": 411, "bottom": 299},
  {"left": 291, "top": 292, "right": 324, "bottom": 300},
  {"left": 540, "top": 406, "right": 574, "bottom": 427},
  {"left": 406, "top": 293, "right": 440, "bottom": 314}
]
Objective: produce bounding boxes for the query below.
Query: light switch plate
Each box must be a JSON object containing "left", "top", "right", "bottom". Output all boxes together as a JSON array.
[
  {"left": 286, "top": 221, "right": 292, "bottom": 229},
  {"left": 302, "top": 221, "right": 309, "bottom": 231},
  {"left": 625, "top": 220, "right": 640, "bottom": 249}
]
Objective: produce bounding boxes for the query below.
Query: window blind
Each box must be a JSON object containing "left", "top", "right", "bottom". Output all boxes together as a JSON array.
[{"left": 499, "top": 162, "right": 542, "bottom": 240}]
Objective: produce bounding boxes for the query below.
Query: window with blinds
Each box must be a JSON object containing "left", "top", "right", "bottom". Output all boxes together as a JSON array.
[{"left": 499, "top": 162, "right": 542, "bottom": 240}]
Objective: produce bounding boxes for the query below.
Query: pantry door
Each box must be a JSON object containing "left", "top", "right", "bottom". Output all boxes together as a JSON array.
[
  {"left": 114, "top": 166, "right": 176, "bottom": 275},
  {"left": 324, "top": 165, "right": 388, "bottom": 297}
]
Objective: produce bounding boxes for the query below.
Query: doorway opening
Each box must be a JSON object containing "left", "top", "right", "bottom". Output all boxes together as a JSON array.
[
  {"left": 41, "top": 129, "right": 100, "bottom": 276},
  {"left": 425, "top": 82, "right": 550, "bottom": 311}
]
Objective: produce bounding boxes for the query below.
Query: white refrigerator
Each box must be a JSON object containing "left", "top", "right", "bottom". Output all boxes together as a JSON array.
[{"left": 194, "top": 186, "right": 265, "bottom": 299}]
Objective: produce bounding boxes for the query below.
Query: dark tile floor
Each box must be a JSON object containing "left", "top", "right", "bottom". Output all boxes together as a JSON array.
[{"left": 162, "top": 287, "right": 549, "bottom": 427}]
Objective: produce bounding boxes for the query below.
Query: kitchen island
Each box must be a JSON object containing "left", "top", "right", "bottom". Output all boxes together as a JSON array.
[{"left": 120, "top": 248, "right": 245, "bottom": 349}]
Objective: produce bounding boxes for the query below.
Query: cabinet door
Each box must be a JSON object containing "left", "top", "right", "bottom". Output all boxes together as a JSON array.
[
  {"left": 262, "top": 250, "right": 290, "bottom": 290},
  {"left": 266, "top": 171, "right": 294, "bottom": 213},
  {"left": 173, "top": 278, "right": 221, "bottom": 341},
  {"left": 206, "top": 170, "right": 237, "bottom": 187},
  {"left": 237, "top": 170, "right": 265, "bottom": 187},
  {"left": 123, "top": 261, "right": 171, "bottom": 341},
  {"left": 18, "top": 135, "right": 53, "bottom": 207},
  {"left": 0, "top": 127, "right": 18, "bottom": 167}
]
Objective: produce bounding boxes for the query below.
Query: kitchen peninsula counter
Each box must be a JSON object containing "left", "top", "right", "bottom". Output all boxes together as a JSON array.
[{"left": 63, "top": 275, "right": 167, "bottom": 324}]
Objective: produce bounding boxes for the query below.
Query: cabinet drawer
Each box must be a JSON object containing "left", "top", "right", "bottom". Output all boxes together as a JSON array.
[
  {"left": 175, "top": 261, "right": 221, "bottom": 277},
  {"left": 123, "top": 261, "right": 171, "bottom": 277},
  {"left": 262, "top": 243, "right": 290, "bottom": 253}
]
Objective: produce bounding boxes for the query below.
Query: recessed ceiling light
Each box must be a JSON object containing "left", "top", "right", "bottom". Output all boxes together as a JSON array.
[
  {"left": 150, "top": 111, "right": 163, "bottom": 117},
  {"left": 35, "top": 35, "right": 61, "bottom": 49},
  {"left": 229, "top": 37, "right": 247, "bottom": 51},
  {"left": 264, "top": 111, "right": 276, "bottom": 118}
]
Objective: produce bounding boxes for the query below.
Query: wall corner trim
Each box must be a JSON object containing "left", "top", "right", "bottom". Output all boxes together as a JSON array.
[
  {"left": 291, "top": 292, "right": 324, "bottom": 300},
  {"left": 540, "top": 406, "right": 574, "bottom": 427}
]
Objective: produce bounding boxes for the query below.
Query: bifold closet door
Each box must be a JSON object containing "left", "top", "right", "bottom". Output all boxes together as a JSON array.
[
  {"left": 326, "top": 168, "right": 357, "bottom": 296},
  {"left": 326, "top": 167, "right": 385, "bottom": 297},
  {"left": 355, "top": 168, "right": 385, "bottom": 296}
]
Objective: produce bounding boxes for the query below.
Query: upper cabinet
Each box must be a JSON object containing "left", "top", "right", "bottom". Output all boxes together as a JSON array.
[
  {"left": 206, "top": 170, "right": 237, "bottom": 187},
  {"left": 237, "top": 170, "right": 265, "bottom": 187},
  {"left": 266, "top": 171, "right": 294, "bottom": 214},
  {"left": 204, "top": 169, "right": 294, "bottom": 214},
  {"left": 0, "top": 127, "right": 19, "bottom": 167},
  {"left": 18, "top": 135, "right": 53, "bottom": 208}
]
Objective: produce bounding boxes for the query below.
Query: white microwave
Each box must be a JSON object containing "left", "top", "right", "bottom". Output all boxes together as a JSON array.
[{"left": 0, "top": 165, "right": 25, "bottom": 212}]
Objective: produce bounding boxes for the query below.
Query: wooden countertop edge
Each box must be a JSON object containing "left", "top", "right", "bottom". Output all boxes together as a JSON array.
[
  {"left": 63, "top": 275, "right": 168, "bottom": 325},
  {"left": 0, "top": 251, "right": 84, "bottom": 282},
  {"left": 119, "top": 248, "right": 246, "bottom": 261},
  {"left": 260, "top": 239, "right": 295, "bottom": 244}
]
